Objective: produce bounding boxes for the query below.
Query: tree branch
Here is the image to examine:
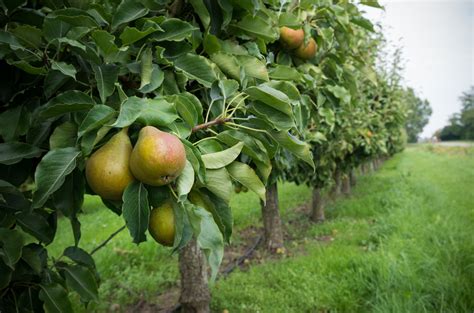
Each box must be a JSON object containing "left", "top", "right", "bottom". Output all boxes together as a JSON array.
[
  {"left": 192, "top": 117, "right": 231, "bottom": 133},
  {"left": 90, "top": 225, "right": 127, "bottom": 255}
]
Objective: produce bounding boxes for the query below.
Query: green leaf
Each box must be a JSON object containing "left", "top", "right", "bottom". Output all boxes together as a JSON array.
[
  {"left": 91, "top": 30, "right": 119, "bottom": 60},
  {"left": 205, "top": 168, "right": 232, "bottom": 203},
  {"left": 170, "top": 94, "right": 198, "bottom": 127},
  {"left": 0, "top": 228, "right": 24, "bottom": 269},
  {"left": 122, "top": 181, "right": 150, "bottom": 244},
  {"left": 233, "top": 15, "right": 279, "bottom": 42},
  {"left": 351, "top": 16, "right": 375, "bottom": 32},
  {"left": 186, "top": 204, "right": 224, "bottom": 282},
  {"left": 173, "top": 53, "right": 217, "bottom": 87},
  {"left": 139, "top": 65, "right": 165, "bottom": 94},
  {"left": 269, "top": 131, "right": 314, "bottom": 168},
  {"left": 0, "top": 142, "right": 43, "bottom": 165},
  {"left": 153, "top": 18, "right": 197, "bottom": 41},
  {"left": 49, "top": 122, "right": 77, "bottom": 149},
  {"left": 0, "top": 30, "right": 25, "bottom": 50},
  {"left": 51, "top": 61, "right": 76, "bottom": 80},
  {"left": 78, "top": 105, "right": 116, "bottom": 137},
  {"left": 16, "top": 212, "right": 55, "bottom": 244},
  {"left": 140, "top": 47, "right": 153, "bottom": 89},
  {"left": 201, "top": 142, "right": 244, "bottom": 169},
  {"left": 269, "top": 65, "right": 302, "bottom": 81},
  {"left": 245, "top": 85, "right": 292, "bottom": 115},
  {"left": 360, "top": 0, "right": 383, "bottom": 8},
  {"left": 136, "top": 98, "right": 179, "bottom": 127},
  {"left": 120, "top": 26, "right": 161, "bottom": 46},
  {"left": 111, "top": 0, "right": 149, "bottom": 31},
  {"left": 327, "top": 85, "right": 351, "bottom": 105},
  {"left": 93, "top": 64, "right": 118, "bottom": 104},
  {"left": 52, "top": 169, "right": 84, "bottom": 218},
  {"left": 210, "top": 52, "right": 241, "bottom": 80},
  {"left": 227, "top": 161, "right": 265, "bottom": 202},
  {"left": 39, "top": 283, "right": 73, "bottom": 313},
  {"left": 64, "top": 247, "right": 96, "bottom": 268},
  {"left": 32, "top": 148, "right": 81, "bottom": 208},
  {"left": 236, "top": 55, "right": 269, "bottom": 81},
  {"left": 44, "top": 71, "right": 70, "bottom": 99},
  {"left": 176, "top": 160, "right": 194, "bottom": 202},
  {"left": 38, "top": 91, "right": 95, "bottom": 120},
  {"left": 112, "top": 97, "right": 146, "bottom": 128},
  {"left": 62, "top": 264, "right": 99, "bottom": 302}
]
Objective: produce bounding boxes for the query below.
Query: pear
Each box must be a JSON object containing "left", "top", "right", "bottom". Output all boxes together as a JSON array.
[
  {"left": 85, "top": 128, "right": 134, "bottom": 201},
  {"left": 294, "top": 38, "right": 317, "bottom": 60},
  {"left": 279, "top": 26, "right": 305, "bottom": 50},
  {"left": 130, "top": 126, "right": 186, "bottom": 186},
  {"left": 149, "top": 201, "right": 175, "bottom": 247}
]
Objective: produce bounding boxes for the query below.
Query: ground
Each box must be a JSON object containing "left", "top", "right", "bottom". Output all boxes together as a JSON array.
[{"left": 47, "top": 144, "right": 474, "bottom": 312}]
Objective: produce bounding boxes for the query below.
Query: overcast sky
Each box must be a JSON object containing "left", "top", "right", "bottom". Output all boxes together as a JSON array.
[{"left": 363, "top": 0, "right": 473, "bottom": 137}]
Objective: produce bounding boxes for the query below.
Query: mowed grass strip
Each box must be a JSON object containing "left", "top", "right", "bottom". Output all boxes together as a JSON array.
[{"left": 211, "top": 146, "right": 474, "bottom": 312}]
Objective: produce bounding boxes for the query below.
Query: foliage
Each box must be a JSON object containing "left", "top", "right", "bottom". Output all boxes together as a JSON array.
[
  {"left": 0, "top": 0, "right": 316, "bottom": 310},
  {"left": 439, "top": 86, "right": 474, "bottom": 141},
  {"left": 0, "top": 0, "right": 409, "bottom": 311},
  {"left": 404, "top": 87, "right": 431, "bottom": 143}
]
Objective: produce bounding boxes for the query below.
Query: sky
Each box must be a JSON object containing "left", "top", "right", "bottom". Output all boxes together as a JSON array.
[{"left": 362, "top": 0, "right": 474, "bottom": 138}]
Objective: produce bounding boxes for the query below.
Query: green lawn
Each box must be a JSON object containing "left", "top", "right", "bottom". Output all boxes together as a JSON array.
[{"left": 48, "top": 145, "right": 474, "bottom": 312}]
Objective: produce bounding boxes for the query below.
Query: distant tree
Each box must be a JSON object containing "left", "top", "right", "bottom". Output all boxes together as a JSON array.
[
  {"left": 404, "top": 88, "right": 432, "bottom": 143},
  {"left": 459, "top": 87, "right": 474, "bottom": 140},
  {"left": 439, "top": 86, "right": 474, "bottom": 141}
]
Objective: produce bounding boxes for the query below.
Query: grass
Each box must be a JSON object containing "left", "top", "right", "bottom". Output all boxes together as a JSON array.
[
  {"left": 211, "top": 146, "right": 474, "bottom": 312},
  {"left": 47, "top": 145, "right": 474, "bottom": 312}
]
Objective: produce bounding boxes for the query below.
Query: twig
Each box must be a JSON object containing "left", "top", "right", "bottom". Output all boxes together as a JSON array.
[
  {"left": 220, "top": 234, "right": 263, "bottom": 278},
  {"left": 192, "top": 117, "right": 231, "bottom": 133},
  {"left": 90, "top": 225, "right": 127, "bottom": 255}
]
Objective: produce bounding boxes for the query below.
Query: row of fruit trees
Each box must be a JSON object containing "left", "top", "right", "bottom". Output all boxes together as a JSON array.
[{"left": 0, "top": 0, "right": 408, "bottom": 311}]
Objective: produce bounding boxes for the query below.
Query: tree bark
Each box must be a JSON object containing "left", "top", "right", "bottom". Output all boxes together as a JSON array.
[
  {"left": 341, "top": 174, "right": 351, "bottom": 196},
  {"left": 260, "top": 182, "right": 284, "bottom": 252},
  {"left": 330, "top": 170, "right": 341, "bottom": 200},
  {"left": 350, "top": 169, "right": 356, "bottom": 187},
  {"left": 179, "top": 239, "right": 210, "bottom": 313},
  {"left": 310, "top": 188, "right": 325, "bottom": 222}
]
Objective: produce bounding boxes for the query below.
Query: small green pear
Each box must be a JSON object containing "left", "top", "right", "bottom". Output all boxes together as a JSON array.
[
  {"left": 86, "top": 128, "right": 134, "bottom": 201},
  {"left": 130, "top": 126, "right": 186, "bottom": 186},
  {"left": 149, "top": 201, "right": 175, "bottom": 247}
]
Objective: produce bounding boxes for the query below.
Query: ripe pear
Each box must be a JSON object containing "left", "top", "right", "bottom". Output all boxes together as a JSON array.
[
  {"left": 294, "top": 38, "right": 317, "bottom": 60},
  {"left": 279, "top": 26, "right": 304, "bottom": 50},
  {"left": 130, "top": 126, "right": 186, "bottom": 186},
  {"left": 149, "top": 201, "right": 175, "bottom": 247},
  {"left": 85, "top": 128, "right": 134, "bottom": 201}
]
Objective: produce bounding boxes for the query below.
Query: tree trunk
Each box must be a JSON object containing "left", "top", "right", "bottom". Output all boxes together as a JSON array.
[
  {"left": 179, "top": 239, "right": 210, "bottom": 313},
  {"left": 341, "top": 174, "right": 351, "bottom": 196},
  {"left": 350, "top": 169, "right": 356, "bottom": 187},
  {"left": 310, "top": 188, "right": 325, "bottom": 222},
  {"left": 261, "top": 182, "right": 284, "bottom": 252},
  {"left": 330, "top": 170, "right": 341, "bottom": 200},
  {"left": 372, "top": 159, "right": 378, "bottom": 171}
]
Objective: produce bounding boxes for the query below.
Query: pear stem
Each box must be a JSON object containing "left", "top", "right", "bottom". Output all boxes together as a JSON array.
[{"left": 192, "top": 117, "right": 231, "bottom": 133}]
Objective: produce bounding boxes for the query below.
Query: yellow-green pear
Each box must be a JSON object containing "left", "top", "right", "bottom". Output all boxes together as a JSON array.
[
  {"left": 149, "top": 201, "right": 175, "bottom": 247},
  {"left": 85, "top": 128, "right": 134, "bottom": 201},
  {"left": 130, "top": 126, "right": 186, "bottom": 186}
]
